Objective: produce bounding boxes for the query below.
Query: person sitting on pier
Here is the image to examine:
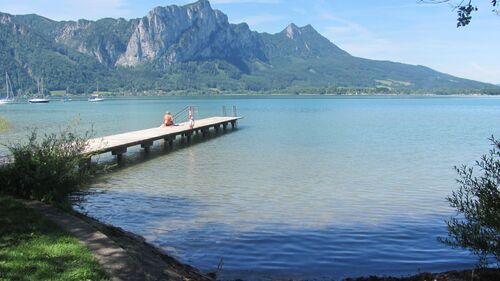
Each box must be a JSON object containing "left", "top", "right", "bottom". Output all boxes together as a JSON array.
[{"left": 161, "top": 111, "right": 175, "bottom": 127}]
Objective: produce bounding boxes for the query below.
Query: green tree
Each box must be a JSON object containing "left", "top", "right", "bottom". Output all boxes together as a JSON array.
[
  {"left": 421, "top": 0, "right": 499, "bottom": 27},
  {"left": 440, "top": 136, "right": 500, "bottom": 264}
]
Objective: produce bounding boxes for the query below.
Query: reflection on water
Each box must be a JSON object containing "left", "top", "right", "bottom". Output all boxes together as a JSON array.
[{"left": 2, "top": 96, "right": 500, "bottom": 279}]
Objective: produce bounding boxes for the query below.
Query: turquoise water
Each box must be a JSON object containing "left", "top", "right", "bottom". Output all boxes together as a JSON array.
[{"left": 1, "top": 96, "right": 499, "bottom": 280}]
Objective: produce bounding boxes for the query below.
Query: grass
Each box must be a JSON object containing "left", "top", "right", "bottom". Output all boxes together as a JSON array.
[
  {"left": 0, "top": 196, "right": 109, "bottom": 281},
  {"left": 0, "top": 116, "right": 9, "bottom": 132},
  {"left": 49, "top": 90, "right": 67, "bottom": 96}
]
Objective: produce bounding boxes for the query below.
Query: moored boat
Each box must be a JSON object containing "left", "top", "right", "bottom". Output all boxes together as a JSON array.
[
  {"left": 88, "top": 82, "right": 104, "bottom": 102},
  {"left": 28, "top": 98, "right": 50, "bottom": 103},
  {"left": 0, "top": 72, "right": 14, "bottom": 104},
  {"left": 88, "top": 94, "right": 104, "bottom": 102},
  {"left": 29, "top": 78, "right": 50, "bottom": 103}
]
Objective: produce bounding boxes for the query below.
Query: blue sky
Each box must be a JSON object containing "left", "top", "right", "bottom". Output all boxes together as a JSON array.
[{"left": 1, "top": 0, "right": 499, "bottom": 84}]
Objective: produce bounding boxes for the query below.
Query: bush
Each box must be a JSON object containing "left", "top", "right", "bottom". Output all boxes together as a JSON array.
[
  {"left": 440, "top": 136, "right": 500, "bottom": 265},
  {"left": 0, "top": 127, "right": 97, "bottom": 203}
]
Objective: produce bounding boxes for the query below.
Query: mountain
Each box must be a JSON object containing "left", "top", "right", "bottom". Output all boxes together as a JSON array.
[
  {"left": 116, "top": 1, "right": 264, "bottom": 67},
  {"left": 0, "top": 0, "right": 495, "bottom": 94}
]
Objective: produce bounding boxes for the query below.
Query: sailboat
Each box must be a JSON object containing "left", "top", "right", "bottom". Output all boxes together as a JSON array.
[
  {"left": 88, "top": 82, "right": 104, "bottom": 102},
  {"left": 29, "top": 78, "right": 50, "bottom": 103},
  {"left": 0, "top": 72, "right": 14, "bottom": 105}
]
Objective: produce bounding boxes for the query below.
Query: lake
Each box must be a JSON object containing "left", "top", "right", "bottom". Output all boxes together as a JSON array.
[{"left": 1, "top": 96, "right": 499, "bottom": 280}]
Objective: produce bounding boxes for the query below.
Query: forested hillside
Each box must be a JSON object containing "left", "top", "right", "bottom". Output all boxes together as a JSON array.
[{"left": 0, "top": 0, "right": 495, "bottom": 95}]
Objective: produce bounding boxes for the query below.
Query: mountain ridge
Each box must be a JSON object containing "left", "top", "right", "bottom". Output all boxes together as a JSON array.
[{"left": 0, "top": 0, "right": 496, "bottom": 94}]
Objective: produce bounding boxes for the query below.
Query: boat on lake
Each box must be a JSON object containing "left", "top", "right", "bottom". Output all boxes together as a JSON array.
[
  {"left": 88, "top": 94, "right": 104, "bottom": 102},
  {"left": 0, "top": 72, "right": 14, "bottom": 105},
  {"left": 61, "top": 87, "right": 72, "bottom": 102},
  {"left": 29, "top": 78, "right": 50, "bottom": 103},
  {"left": 61, "top": 96, "right": 72, "bottom": 102},
  {"left": 28, "top": 98, "right": 50, "bottom": 103},
  {"left": 88, "top": 82, "right": 104, "bottom": 102}
]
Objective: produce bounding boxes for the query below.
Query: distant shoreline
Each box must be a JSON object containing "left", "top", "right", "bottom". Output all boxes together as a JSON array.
[{"left": 9, "top": 92, "right": 500, "bottom": 100}]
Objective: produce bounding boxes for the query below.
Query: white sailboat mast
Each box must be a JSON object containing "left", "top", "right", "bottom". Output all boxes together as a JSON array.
[{"left": 5, "top": 72, "right": 8, "bottom": 99}]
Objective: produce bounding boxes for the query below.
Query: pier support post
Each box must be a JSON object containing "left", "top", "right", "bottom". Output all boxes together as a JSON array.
[
  {"left": 223, "top": 122, "right": 228, "bottom": 131},
  {"left": 141, "top": 141, "right": 153, "bottom": 153},
  {"left": 201, "top": 128, "right": 208, "bottom": 137},
  {"left": 164, "top": 136, "right": 174, "bottom": 148},
  {"left": 214, "top": 124, "right": 220, "bottom": 133},
  {"left": 186, "top": 131, "right": 193, "bottom": 142},
  {"left": 112, "top": 147, "right": 127, "bottom": 161},
  {"left": 231, "top": 120, "right": 237, "bottom": 129}
]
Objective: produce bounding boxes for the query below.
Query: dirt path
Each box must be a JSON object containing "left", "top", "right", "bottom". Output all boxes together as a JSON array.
[{"left": 25, "top": 200, "right": 213, "bottom": 281}]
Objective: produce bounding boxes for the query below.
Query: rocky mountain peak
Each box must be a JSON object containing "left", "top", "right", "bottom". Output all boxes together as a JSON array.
[
  {"left": 116, "top": 0, "right": 258, "bottom": 67},
  {"left": 300, "top": 24, "right": 318, "bottom": 34},
  {"left": 284, "top": 23, "right": 301, "bottom": 39},
  {"left": 0, "top": 12, "right": 12, "bottom": 25},
  {"left": 282, "top": 23, "right": 319, "bottom": 40}
]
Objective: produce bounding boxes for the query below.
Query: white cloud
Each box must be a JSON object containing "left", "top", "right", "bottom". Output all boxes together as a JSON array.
[
  {"left": 319, "top": 13, "right": 500, "bottom": 84},
  {"left": 0, "top": 0, "right": 131, "bottom": 20},
  {"left": 439, "top": 62, "right": 500, "bottom": 85},
  {"left": 318, "top": 12, "right": 404, "bottom": 59},
  {"left": 211, "top": 0, "right": 281, "bottom": 4},
  {"left": 233, "top": 13, "right": 284, "bottom": 26}
]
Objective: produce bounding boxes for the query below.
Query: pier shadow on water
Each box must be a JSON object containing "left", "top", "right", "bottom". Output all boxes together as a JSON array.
[{"left": 92, "top": 125, "right": 243, "bottom": 172}]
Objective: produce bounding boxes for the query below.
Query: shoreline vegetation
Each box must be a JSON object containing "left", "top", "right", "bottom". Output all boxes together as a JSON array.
[
  {"left": 10, "top": 86, "right": 500, "bottom": 98},
  {"left": 8, "top": 91, "right": 500, "bottom": 101}
]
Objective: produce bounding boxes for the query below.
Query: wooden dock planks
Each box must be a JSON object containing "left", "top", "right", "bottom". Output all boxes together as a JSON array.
[{"left": 84, "top": 116, "right": 241, "bottom": 156}]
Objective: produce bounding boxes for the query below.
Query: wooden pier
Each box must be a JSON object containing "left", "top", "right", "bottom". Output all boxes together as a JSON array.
[{"left": 84, "top": 116, "right": 241, "bottom": 160}]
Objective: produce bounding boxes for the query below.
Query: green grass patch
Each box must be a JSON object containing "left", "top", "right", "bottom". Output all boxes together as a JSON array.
[
  {"left": 50, "top": 90, "right": 67, "bottom": 96},
  {"left": 375, "top": 79, "right": 412, "bottom": 87},
  {"left": 0, "top": 196, "right": 109, "bottom": 281},
  {"left": 0, "top": 116, "right": 9, "bottom": 132}
]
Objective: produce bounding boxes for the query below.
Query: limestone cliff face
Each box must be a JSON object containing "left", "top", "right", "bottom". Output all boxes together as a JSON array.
[
  {"left": 116, "top": 0, "right": 263, "bottom": 66},
  {"left": 0, "top": 13, "right": 12, "bottom": 25},
  {"left": 1, "top": 0, "right": 265, "bottom": 68},
  {"left": 55, "top": 19, "right": 134, "bottom": 66}
]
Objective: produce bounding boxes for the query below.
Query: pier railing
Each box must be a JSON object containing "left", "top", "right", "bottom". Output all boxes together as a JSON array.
[
  {"left": 221, "top": 105, "right": 238, "bottom": 117},
  {"left": 173, "top": 106, "right": 200, "bottom": 123},
  {"left": 174, "top": 105, "right": 238, "bottom": 122}
]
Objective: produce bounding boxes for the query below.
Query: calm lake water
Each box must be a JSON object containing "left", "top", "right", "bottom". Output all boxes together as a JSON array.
[{"left": 1, "top": 96, "right": 499, "bottom": 280}]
